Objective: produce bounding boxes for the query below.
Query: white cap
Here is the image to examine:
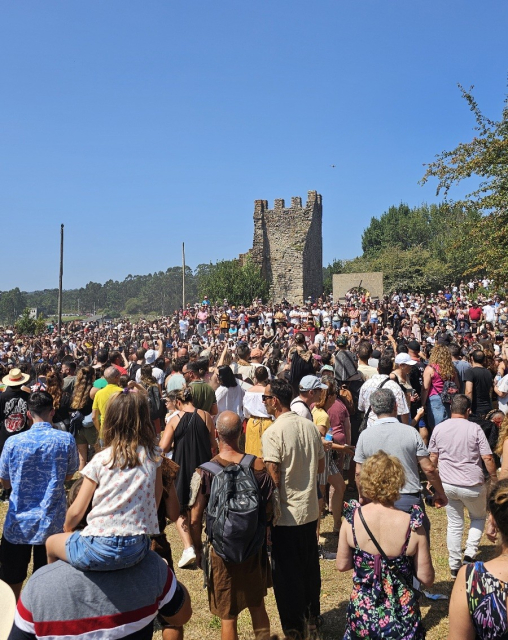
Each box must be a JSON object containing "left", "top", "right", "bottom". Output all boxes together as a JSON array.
[
  {"left": 395, "top": 353, "right": 417, "bottom": 366},
  {"left": 144, "top": 349, "right": 157, "bottom": 364}
]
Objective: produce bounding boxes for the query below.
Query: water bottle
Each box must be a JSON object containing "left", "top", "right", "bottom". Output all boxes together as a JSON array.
[{"left": 325, "top": 428, "right": 333, "bottom": 442}]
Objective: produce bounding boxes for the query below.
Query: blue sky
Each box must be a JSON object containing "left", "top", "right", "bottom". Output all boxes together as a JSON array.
[{"left": 1, "top": 1, "right": 506, "bottom": 291}]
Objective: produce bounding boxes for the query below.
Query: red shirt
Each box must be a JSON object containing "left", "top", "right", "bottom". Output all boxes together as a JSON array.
[
  {"left": 469, "top": 307, "right": 482, "bottom": 322},
  {"left": 327, "top": 399, "right": 349, "bottom": 444}
]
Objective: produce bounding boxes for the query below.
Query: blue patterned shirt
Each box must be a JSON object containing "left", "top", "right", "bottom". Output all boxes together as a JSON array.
[{"left": 0, "top": 422, "right": 79, "bottom": 544}]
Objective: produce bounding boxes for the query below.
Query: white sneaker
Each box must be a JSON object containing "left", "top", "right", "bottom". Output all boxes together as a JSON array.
[{"left": 178, "top": 546, "right": 196, "bottom": 568}]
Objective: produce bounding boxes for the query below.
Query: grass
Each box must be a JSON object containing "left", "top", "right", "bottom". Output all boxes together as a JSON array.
[{"left": 1, "top": 496, "right": 497, "bottom": 639}]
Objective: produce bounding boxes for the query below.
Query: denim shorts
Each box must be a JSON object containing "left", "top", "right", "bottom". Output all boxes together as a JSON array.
[{"left": 66, "top": 532, "right": 150, "bottom": 571}]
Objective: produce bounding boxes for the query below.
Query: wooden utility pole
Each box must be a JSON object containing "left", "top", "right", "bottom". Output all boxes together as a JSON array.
[
  {"left": 57, "top": 224, "right": 64, "bottom": 335},
  {"left": 182, "top": 242, "right": 186, "bottom": 309}
]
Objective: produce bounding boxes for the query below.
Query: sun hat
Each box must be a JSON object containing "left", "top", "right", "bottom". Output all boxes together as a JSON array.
[
  {"left": 0, "top": 578, "right": 15, "bottom": 640},
  {"left": 2, "top": 368, "right": 30, "bottom": 386}
]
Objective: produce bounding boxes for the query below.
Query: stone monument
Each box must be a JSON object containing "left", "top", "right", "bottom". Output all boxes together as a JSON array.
[{"left": 243, "top": 190, "right": 323, "bottom": 304}]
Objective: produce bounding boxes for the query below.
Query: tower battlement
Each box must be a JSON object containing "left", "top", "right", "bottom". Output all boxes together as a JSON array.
[{"left": 249, "top": 190, "right": 323, "bottom": 304}]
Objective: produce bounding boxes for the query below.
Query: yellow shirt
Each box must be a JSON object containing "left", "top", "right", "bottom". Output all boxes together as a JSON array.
[{"left": 92, "top": 383, "right": 123, "bottom": 424}]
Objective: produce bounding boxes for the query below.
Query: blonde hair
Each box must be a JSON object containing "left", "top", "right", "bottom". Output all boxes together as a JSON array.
[
  {"left": 359, "top": 451, "right": 406, "bottom": 505},
  {"left": 496, "top": 415, "right": 508, "bottom": 457},
  {"left": 428, "top": 345, "right": 455, "bottom": 381}
]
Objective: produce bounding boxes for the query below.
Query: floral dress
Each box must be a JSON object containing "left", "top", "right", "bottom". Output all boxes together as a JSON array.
[
  {"left": 466, "top": 561, "right": 508, "bottom": 639},
  {"left": 343, "top": 501, "right": 425, "bottom": 640}
]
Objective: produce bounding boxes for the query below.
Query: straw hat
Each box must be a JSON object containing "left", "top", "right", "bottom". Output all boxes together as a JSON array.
[
  {"left": 0, "top": 579, "right": 15, "bottom": 640},
  {"left": 2, "top": 368, "right": 30, "bottom": 387}
]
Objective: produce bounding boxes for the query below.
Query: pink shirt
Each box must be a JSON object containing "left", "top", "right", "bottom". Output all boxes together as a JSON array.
[
  {"left": 428, "top": 417, "right": 491, "bottom": 486},
  {"left": 429, "top": 365, "right": 444, "bottom": 397}
]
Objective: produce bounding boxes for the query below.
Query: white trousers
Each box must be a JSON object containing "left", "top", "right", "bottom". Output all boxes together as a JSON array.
[{"left": 443, "top": 482, "right": 487, "bottom": 570}]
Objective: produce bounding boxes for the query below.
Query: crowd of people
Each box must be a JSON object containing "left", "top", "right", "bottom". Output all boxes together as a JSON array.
[{"left": 1, "top": 279, "right": 508, "bottom": 640}]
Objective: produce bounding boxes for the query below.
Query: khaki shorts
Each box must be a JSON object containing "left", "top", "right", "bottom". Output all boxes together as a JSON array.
[{"left": 75, "top": 426, "right": 98, "bottom": 446}]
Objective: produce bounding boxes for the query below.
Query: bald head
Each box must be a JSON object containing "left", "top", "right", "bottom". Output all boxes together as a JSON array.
[
  {"left": 104, "top": 366, "right": 121, "bottom": 383},
  {"left": 216, "top": 411, "right": 242, "bottom": 443}
]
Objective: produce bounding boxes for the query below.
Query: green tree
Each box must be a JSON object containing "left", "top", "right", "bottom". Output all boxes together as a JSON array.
[
  {"left": 323, "top": 259, "right": 344, "bottom": 295},
  {"left": 342, "top": 246, "right": 449, "bottom": 293},
  {"left": 421, "top": 84, "right": 508, "bottom": 283},
  {"left": 14, "top": 308, "right": 46, "bottom": 336},
  {"left": 0, "top": 288, "right": 27, "bottom": 324},
  {"left": 196, "top": 257, "right": 269, "bottom": 306}
]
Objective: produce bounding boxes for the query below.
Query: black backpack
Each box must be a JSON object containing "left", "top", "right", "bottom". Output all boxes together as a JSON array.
[
  {"left": 200, "top": 454, "right": 265, "bottom": 564},
  {"left": 147, "top": 384, "right": 165, "bottom": 422}
]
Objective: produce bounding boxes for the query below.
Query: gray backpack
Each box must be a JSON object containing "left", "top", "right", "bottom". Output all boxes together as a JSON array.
[{"left": 200, "top": 454, "right": 265, "bottom": 564}]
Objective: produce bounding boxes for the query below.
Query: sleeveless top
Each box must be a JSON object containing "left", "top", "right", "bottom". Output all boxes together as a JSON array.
[
  {"left": 429, "top": 364, "right": 445, "bottom": 397},
  {"left": 466, "top": 561, "right": 508, "bottom": 639},
  {"left": 172, "top": 410, "right": 212, "bottom": 508},
  {"left": 343, "top": 500, "right": 425, "bottom": 640}
]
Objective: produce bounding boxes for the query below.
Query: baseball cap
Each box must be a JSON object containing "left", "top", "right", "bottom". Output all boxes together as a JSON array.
[
  {"left": 395, "top": 353, "right": 417, "bottom": 366},
  {"left": 395, "top": 353, "right": 416, "bottom": 365},
  {"left": 299, "top": 375, "right": 328, "bottom": 391},
  {"left": 336, "top": 335, "right": 348, "bottom": 346},
  {"left": 321, "top": 365, "right": 334, "bottom": 373},
  {"left": 407, "top": 340, "right": 421, "bottom": 352},
  {"left": 144, "top": 349, "right": 158, "bottom": 364}
]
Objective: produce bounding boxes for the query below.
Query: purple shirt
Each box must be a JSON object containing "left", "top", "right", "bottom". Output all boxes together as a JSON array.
[{"left": 428, "top": 417, "right": 492, "bottom": 486}]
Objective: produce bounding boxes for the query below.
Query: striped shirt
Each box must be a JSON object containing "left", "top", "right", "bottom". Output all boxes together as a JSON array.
[{"left": 13, "top": 553, "right": 180, "bottom": 640}]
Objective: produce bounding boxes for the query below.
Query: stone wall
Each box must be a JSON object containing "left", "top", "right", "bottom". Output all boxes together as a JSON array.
[
  {"left": 249, "top": 191, "right": 323, "bottom": 304},
  {"left": 333, "top": 272, "right": 384, "bottom": 301}
]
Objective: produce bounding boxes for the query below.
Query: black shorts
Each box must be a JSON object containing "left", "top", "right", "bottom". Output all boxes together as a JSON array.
[{"left": 0, "top": 535, "right": 47, "bottom": 584}]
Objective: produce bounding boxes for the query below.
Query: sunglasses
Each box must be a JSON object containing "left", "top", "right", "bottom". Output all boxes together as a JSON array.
[{"left": 261, "top": 394, "right": 274, "bottom": 402}]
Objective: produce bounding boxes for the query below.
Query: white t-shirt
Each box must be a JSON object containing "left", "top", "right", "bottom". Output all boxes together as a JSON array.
[
  {"left": 136, "top": 366, "right": 165, "bottom": 386},
  {"left": 483, "top": 305, "right": 496, "bottom": 324},
  {"left": 81, "top": 446, "right": 161, "bottom": 537},
  {"left": 497, "top": 374, "right": 508, "bottom": 414},
  {"left": 290, "top": 397, "right": 312, "bottom": 421},
  {"left": 215, "top": 384, "right": 245, "bottom": 419}
]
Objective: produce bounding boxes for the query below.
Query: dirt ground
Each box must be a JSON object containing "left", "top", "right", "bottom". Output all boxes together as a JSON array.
[{"left": 1, "top": 497, "right": 496, "bottom": 639}]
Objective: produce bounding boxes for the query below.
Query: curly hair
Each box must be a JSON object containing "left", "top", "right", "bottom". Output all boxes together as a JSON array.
[
  {"left": 359, "top": 451, "right": 406, "bottom": 506},
  {"left": 496, "top": 414, "right": 508, "bottom": 457},
  {"left": 71, "top": 366, "right": 94, "bottom": 410},
  {"left": 428, "top": 345, "right": 455, "bottom": 381},
  {"left": 45, "top": 369, "right": 63, "bottom": 409}
]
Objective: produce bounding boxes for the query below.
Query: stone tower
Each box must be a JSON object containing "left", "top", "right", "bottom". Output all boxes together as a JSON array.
[{"left": 250, "top": 190, "right": 323, "bottom": 304}]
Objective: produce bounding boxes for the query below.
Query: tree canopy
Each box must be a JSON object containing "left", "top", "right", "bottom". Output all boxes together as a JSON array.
[
  {"left": 420, "top": 84, "right": 508, "bottom": 284},
  {"left": 196, "top": 256, "right": 269, "bottom": 306},
  {"left": 0, "top": 258, "right": 268, "bottom": 322}
]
